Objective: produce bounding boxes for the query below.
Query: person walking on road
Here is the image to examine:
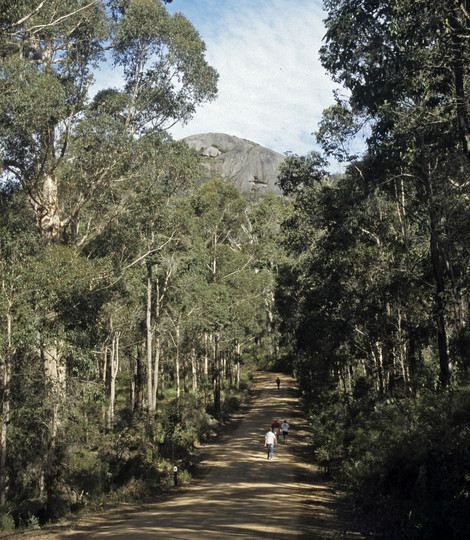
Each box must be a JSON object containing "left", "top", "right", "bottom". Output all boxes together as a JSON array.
[
  {"left": 271, "top": 418, "right": 281, "bottom": 438},
  {"left": 281, "top": 420, "right": 289, "bottom": 442},
  {"left": 276, "top": 377, "right": 280, "bottom": 389},
  {"left": 265, "top": 427, "right": 277, "bottom": 459}
]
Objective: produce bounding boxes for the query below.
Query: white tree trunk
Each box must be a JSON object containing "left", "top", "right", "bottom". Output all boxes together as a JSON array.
[
  {"left": 108, "top": 333, "right": 120, "bottom": 429},
  {"left": 191, "top": 348, "right": 197, "bottom": 393},
  {"left": 0, "top": 288, "right": 13, "bottom": 505},
  {"left": 146, "top": 266, "right": 154, "bottom": 411}
]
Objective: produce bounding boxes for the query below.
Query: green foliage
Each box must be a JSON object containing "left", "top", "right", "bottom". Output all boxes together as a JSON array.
[
  {"left": 308, "top": 386, "right": 470, "bottom": 537},
  {"left": 0, "top": 2, "right": 285, "bottom": 533},
  {"left": 0, "top": 512, "right": 15, "bottom": 533},
  {"left": 274, "top": 4, "right": 470, "bottom": 536},
  {"left": 63, "top": 449, "right": 105, "bottom": 501}
]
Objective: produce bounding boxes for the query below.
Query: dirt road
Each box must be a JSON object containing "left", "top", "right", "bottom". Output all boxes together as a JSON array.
[{"left": 32, "top": 373, "right": 364, "bottom": 539}]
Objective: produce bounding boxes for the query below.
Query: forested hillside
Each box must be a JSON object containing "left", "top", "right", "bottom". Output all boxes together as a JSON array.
[
  {"left": 0, "top": 0, "right": 288, "bottom": 531},
  {"left": 1, "top": 1, "right": 470, "bottom": 538},
  {"left": 274, "top": 1, "right": 470, "bottom": 538}
]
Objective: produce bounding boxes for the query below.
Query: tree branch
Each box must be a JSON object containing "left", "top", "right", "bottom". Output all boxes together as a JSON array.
[{"left": 11, "top": 1, "right": 100, "bottom": 37}]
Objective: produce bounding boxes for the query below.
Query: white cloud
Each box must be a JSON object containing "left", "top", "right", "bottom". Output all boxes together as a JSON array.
[{"left": 168, "top": 0, "right": 340, "bottom": 158}]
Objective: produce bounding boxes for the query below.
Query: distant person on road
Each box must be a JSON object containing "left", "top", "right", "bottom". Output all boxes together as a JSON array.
[
  {"left": 264, "top": 427, "right": 277, "bottom": 459},
  {"left": 281, "top": 420, "right": 289, "bottom": 442},
  {"left": 276, "top": 377, "right": 280, "bottom": 389},
  {"left": 271, "top": 418, "right": 281, "bottom": 438}
]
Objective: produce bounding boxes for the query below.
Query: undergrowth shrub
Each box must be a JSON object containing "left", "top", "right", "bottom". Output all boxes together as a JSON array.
[
  {"left": 0, "top": 512, "right": 15, "bottom": 533},
  {"left": 310, "top": 386, "right": 470, "bottom": 539}
]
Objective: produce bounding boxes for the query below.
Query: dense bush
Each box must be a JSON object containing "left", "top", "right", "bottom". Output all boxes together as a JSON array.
[
  {"left": 0, "top": 370, "right": 255, "bottom": 535},
  {"left": 310, "top": 387, "right": 470, "bottom": 538}
]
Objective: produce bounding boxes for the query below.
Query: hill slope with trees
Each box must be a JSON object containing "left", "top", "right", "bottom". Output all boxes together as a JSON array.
[
  {"left": 2, "top": 1, "right": 470, "bottom": 538},
  {"left": 0, "top": 0, "right": 289, "bottom": 532},
  {"left": 274, "top": 1, "right": 470, "bottom": 537}
]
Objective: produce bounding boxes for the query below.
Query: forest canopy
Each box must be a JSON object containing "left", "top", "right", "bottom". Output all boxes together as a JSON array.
[
  {"left": 2, "top": 1, "right": 470, "bottom": 538},
  {"left": 274, "top": 1, "right": 470, "bottom": 537},
  {"left": 0, "top": 0, "right": 285, "bottom": 529}
]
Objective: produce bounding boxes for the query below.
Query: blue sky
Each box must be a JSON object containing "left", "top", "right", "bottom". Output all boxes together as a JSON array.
[
  {"left": 92, "top": 1, "right": 346, "bottom": 168},
  {"left": 165, "top": 0, "right": 342, "bottom": 164}
]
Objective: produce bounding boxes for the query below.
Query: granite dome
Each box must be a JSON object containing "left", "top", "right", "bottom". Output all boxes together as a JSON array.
[{"left": 182, "top": 133, "right": 285, "bottom": 196}]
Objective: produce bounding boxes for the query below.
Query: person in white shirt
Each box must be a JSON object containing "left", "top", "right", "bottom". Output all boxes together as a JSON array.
[
  {"left": 264, "top": 427, "right": 277, "bottom": 459},
  {"left": 280, "top": 420, "right": 289, "bottom": 442}
]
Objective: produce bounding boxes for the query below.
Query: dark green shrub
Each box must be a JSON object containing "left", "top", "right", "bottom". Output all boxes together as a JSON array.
[
  {"left": 0, "top": 512, "right": 15, "bottom": 533},
  {"left": 324, "top": 389, "right": 470, "bottom": 539}
]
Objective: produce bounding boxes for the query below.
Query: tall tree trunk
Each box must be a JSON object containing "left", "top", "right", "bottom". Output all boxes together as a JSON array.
[
  {"left": 396, "top": 308, "right": 409, "bottom": 392},
  {"left": 213, "top": 333, "right": 221, "bottom": 414},
  {"left": 107, "top": 332, "right": 120, "bottom": 430},
  {"left": 204, "top": 333, "right": 210, "bottom": 406},
  {"left": 146, "top": 264, "right": 154, "bottom": 411},
  {"left": 183, "top": 353, "right": 189, "bottom": 394},
  {"left": 175, "top": 325, "right": 181, "bottom": 400},
  {"left": 228, "top": 351, "right": 233, "bottom": 388},
  {"left": 43, "top": 342, "right": 65, "bottom": 519},
  {"left": 204, "top": 333, "right": 209, "bottom": 378},
  {"left": 235, "top": 340, "right": 241, "bottom": 389},
  {"left": 265, "top": 293, "right": 276, "bottom": 360},
  {"left": 134, "top": 344, "right": 144, "bottom": 412},
  {"left": 221, "top": 351, "right": 226, "bottom": 390},
  {"left": 151, "top": 268, "right": 169, "bottom": 410},
  {"left": 0, "top": 286, "right": 13, "bottom": 505},
  {"left": 420, "top": 145, "right": 450, "bottom": 387},
  {"left": 130, "top": 351, "right": 136, "bottom": 411},
  {"left": 153, "top": 334, "right": 161, "bottom": 410},
  {"left": 160, "top": 370, "right": 165, "bottom": 398},
  {"left": 191, "top": 348, "right": 197, "bottom": 393}
]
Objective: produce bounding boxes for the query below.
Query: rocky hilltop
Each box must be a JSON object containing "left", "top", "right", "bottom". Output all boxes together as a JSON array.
[{"left": 182, "top": 133, "right": 285, "bottom": 196}]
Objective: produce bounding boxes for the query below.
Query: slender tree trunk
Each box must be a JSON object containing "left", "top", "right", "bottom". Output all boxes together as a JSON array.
[
  {"left": 0, "top": 287, "right": 13, "bottom": 505},
  {"left": 146, "top": 264, "right": 154, "bottom": 411},
  {"left": 191, "top": 348, "right": 197, "bottom": 393},
  {"left": 183, "top": 353, "right": 189, "bottom": 394},
  {"left": 228, "top": 351, "right": 233, "bottom": 388},
  {"left": 377, "top": 342, "right": 386, "bottom": 394},
  {"left": 420, "top": 146, "right": 450, "bottom": 387},
  {"left": 175, "top": 325, "right": 181, "bottom": 400},
  {"left": 395, "top": 174, "right": 410, "bottom": 260},
  {"left": 204, "top": 333, "right": 210, "bottom": 406},
  {"left": 221, "top": 351, "right": 226, "bottom": 390},
  {"left": 134, "top": 344, "right": 144, "bottom": 412},
  {"left": 130, "top": 351, "right": 136, "bottom": 411},
  {"left": 236, "top": 341, "right": 241, "bottom": 389},
  {"left": 213, "top": 333, "right": 221, "bottom": 414},
  {"left": 371, "top": 346, "right": 382, "bottom": 393},
  {"left": 265, "top": 293, "right": 277, "bottom": 361},
  {"left": 151, "top": 268, "right": 170, "bottom": 409},
  {"left": 108, "top": 332, "right": 120, "bottom": 430},
  {"left": 153, "top": 334, "right": 160, "bottom": 409},
  {"left": 204, "top": 333, "right": 209, "bottom": 377},
  {"left": 396, "top": 308, "right": 409, "bottom": 392}
]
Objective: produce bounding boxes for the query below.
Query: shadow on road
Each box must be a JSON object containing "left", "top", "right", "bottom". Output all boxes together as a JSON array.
[{"left": 33, "top": 373, "right": 364, "bottom": 539}]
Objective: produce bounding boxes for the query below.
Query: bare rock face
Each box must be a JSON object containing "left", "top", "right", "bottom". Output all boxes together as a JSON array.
[{"left": 182, "top": 133, "right": 285, "bottom": 196}]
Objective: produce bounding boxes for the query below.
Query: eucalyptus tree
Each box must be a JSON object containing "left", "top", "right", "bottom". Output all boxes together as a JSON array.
[
  {"left": 0, "top": 191, "right": 40, "bottom": 505},
  {"left": 188, "top": 179, "right": 263, "bottom": 411},
  {"left": 0, "top": 0, "right": 218, "bottom": 245},
  {"left": 0, "top": 0, "right": 217, "bottom": 509},
  {"left": 318, "top": 0, "right": 470, "bottom": 386},
  {"left": 246, "top": 192, "right": 289, "bottom": 361}
]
